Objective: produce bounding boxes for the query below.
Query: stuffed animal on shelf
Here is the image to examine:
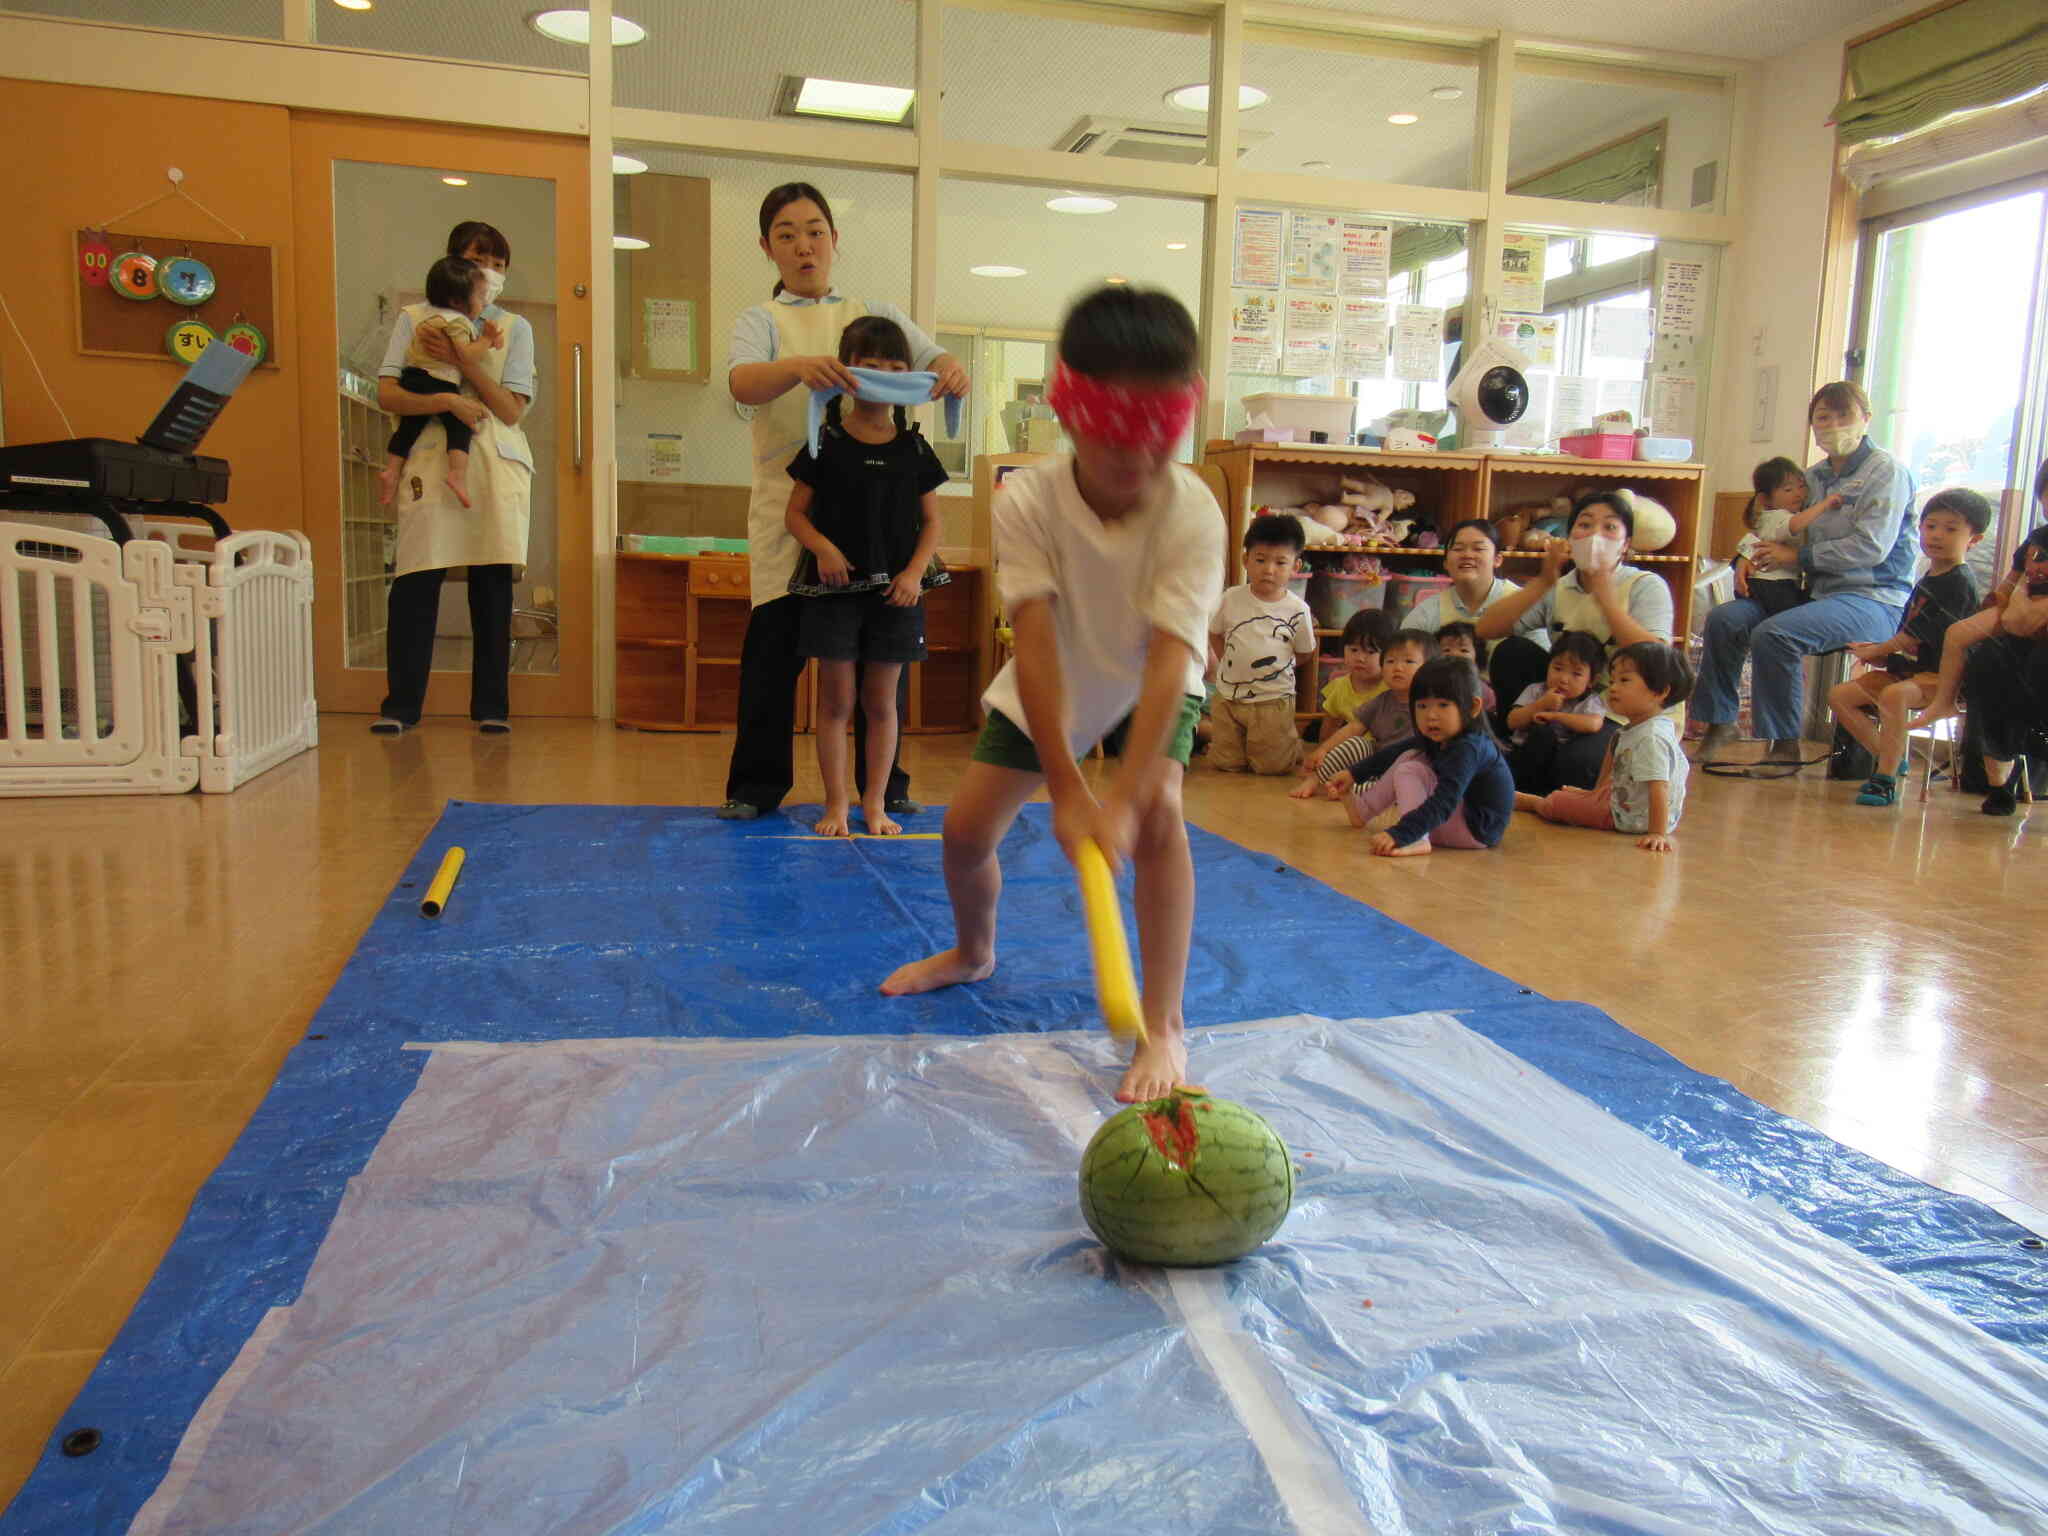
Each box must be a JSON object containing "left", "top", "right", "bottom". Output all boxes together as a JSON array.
[
  {"left": 1339, "top": 553, "right": 1386, "bottom": 581},
  {"left": 1619, "top": 488, "right": 1678, "bottom": 552},
  {"left": 1410, "top": 527, "right": 1440, "bottom": 550},
  {"left": 1338, "top": 473, "right": 1416, "bottom": 521},
  {"left": 1525, "top": 516, "right": 1567, "bottom": 549},
  {"left": 1288, "top": 509, "right": 1348, "bottom": 548},
  {"left": 1491, "top": 495, "right": 1569, "bottom": 555}
]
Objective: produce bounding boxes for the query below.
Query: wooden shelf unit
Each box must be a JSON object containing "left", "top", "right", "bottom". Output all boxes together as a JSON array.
[
  {"left": 1204, "top": 442, "right": 1708, "bottom": 722},
  {"left": 614, "top": 551, "right": 985, "bottom": 734}
]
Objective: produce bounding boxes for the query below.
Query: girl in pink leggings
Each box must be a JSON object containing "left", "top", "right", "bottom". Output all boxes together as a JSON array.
[{"left": 1343, "top": 657, "right": 1515, "bottom": 856}]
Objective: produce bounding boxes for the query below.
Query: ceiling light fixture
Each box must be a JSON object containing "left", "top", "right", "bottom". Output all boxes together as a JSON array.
[
  {"left": 529, "top": 10, "right": 647, "bottom": 46},
  {"left": 1047, "top": 194, "right": 1117, "bottom": 214},
  {"left": 331, "top": 0, "right": 372, "bottom": 10},
  {"left": 970, "top": 265, "right": 1026, "bottom": 278},
  {"left": 1165, "top": 242, "right": 1189, "bottom": 250},
  {"left": 612, "top": 153, "right": 649, "bottom": 175},
  {"left": 1387, "top": 112, "right": 1420, "bottom": 125},
  {"left": 441, "top": 175, "right": 469, "bottom": 187},
  {"left": 1430, "top": 85, "right": 1465, "bottom": 101},
  {"left": 1165, "top": 83, "right": 1269, "bottom": 113},
  {"left": 790, "top": 77, "right": 916, "bottom": 124},
  {"left": 613, "top": 235, "right": 651, "bottom": 250},
  {"left": 1104, "top": 275, "right": 1128, "bottom": 284},
  {"left": 1301, "top": 159, "right": 1332, "bottom": 170}
]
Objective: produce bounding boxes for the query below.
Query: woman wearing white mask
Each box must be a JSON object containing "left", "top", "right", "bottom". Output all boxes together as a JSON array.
[
  {"left": 1692, "top": 381, "right": 1916, "bottom": 777},
  {"left": 372, "top": 220, "right": 537, "bottom": 736},
  {"left": 1475, "top": 489, "right": 1673, "bottom": 787}
]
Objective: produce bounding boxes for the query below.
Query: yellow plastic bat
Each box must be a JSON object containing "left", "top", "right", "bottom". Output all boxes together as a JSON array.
[{"left": 1075, "top": 837, "right": 1146, "bottom": 1043}]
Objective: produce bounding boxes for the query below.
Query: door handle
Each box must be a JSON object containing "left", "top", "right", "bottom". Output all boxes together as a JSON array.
[{"left": 572, "top": 342, "right": 586, "bottom": 471}]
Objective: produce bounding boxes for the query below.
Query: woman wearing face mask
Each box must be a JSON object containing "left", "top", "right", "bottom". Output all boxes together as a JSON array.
[
  {"left": 1692, "top": 381, "right": 1916, "bottom": 777},
  {"left": 371, "top": 220, "right": 536, "bottom": 736},
  {"left": 717, "top": 183, "right": 969, "bottom": 820},
  {"left": 1474, "top": 489, "right": 1674, "bottom": 788}
]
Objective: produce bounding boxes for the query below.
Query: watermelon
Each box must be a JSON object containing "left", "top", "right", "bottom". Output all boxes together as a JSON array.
[{"left": 1078, "top": 1088, "right": 1293, "bottom": 1266}]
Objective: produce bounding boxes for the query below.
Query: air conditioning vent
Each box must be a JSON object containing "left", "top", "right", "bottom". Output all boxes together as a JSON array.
[{"left": 1054, "top": 116, "right": 1268, "bottom": 166}]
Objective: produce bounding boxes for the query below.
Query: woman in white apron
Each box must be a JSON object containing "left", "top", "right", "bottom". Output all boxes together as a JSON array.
[
  {"left": 717, "top": 182, "right": 968, "bottom": 819},
  {"left": 1476, "top": 490, "right": 1675, "bottom": 787},
  {"left": 372, "top": 220, "right": 538, "bottom": 735}
]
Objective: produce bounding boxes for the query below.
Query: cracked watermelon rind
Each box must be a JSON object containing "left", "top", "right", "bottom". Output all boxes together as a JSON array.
[{"left": 1077, "top": 1090, "right": 1293, "bottom": 1267}]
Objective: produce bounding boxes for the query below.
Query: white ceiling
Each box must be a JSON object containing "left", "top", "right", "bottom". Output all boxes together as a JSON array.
[{"left": 1275, "top": 0, "right": 1889, "bottom": 61}]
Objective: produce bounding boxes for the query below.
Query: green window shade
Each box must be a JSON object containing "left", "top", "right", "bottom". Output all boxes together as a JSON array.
[
  {"left": 1833, "top": 0, "right": 2048, "bottom": 147},
  {"left": 1390, "top": 224, "right": 1466, "bottom": 277},
  {"left": 1508, "top": 125, "right": 1665, "bottom": 205}
]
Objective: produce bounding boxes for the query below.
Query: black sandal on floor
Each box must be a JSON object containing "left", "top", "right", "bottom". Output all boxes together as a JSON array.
[{"left": 1981, "top": 758, "right": 2030, "bottom": 816}]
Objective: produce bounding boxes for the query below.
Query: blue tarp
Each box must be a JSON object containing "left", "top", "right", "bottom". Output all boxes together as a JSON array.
[{"left": 5, "top": 803, "right": 2044, "bottom": 1533}]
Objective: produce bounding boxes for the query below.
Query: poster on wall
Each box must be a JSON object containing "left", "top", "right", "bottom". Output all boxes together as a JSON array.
[
  {"left": 1499, "top": 231, "right": 1547, "bottom": 312},
  {"left": 1229, "top": 291, "right": 1280, "bottom": 372},
  {"left": 1599, "top": 378, "right": 1646, "bottom": 421},
  {"left": 1492, "top": 312, "right": 1559, "bottom": 370},
  {"left": 1282, "top": 295, "right": 1337, "bottom": 374},
  {"left": 1554, "top": 375, "right": 1595, "bottom": 435},
  {"left": 1340, "top": 219, "right": 1391, "bottom": 297},
  {"left": 1285, "top": 211, "right": 1342, "bottom": 294},
  {"left": 645, "top": 432, "right": 684, "bottom": 482},
  {"left": 1392, "top": 304, "right": 1444, "bottom": 383},
  {"left": 1338, "top": 297, "right": 1389, "bottom": 377},
  {"left": 1648, "top": 372, "right": 1698, "bottom": 439},
  {"left": 1232, "top": 208, "right": 1284, "bottom": 290},
  {"left": 1658, "top": 259, "right": 1705, "bottom": 338},
  {"left": 1591, "top": 305, "right": 1652, "bottom": 361}
]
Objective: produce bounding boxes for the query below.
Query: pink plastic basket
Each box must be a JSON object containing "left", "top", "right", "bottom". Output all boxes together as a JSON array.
[{"left": 1558, "top": 432, "right": 1637, "bottom": 461}]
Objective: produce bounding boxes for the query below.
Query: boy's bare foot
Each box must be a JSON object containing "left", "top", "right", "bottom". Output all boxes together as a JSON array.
[
  {"left": 1343, "top": 791, "right": 1369, "bottom": 828},
  {"left": 1117, "top": 1029, "right": 1191, "bottom": 1103},
  {"left": 1514, "top": 791, "right": 1545, "bottom": 813},
  {"left": 1380, "top": 837, "right": 1431, "bottom": 858},
  {"left": 862, "top": 803, "right": 901, "bottom": 836},
  {"left": 445, "top": 469, "right": 471, "bottom": 509},
  {"left": 815, "top": 804, "right": 852, "bottom": 837},
  {"left": 1322, "top": 777, "right": 1350, "bottom": 800},
  {"left": 880, "top": 947, "right": 996, "bottom": 995},
  {"left": 1287, "top": 776, "right": 1320, "bottom": 800}
]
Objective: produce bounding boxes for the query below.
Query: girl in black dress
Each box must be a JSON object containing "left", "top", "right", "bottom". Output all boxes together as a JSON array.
[{"left": 783, "top": 316, "right": 949, "bottom": 836}]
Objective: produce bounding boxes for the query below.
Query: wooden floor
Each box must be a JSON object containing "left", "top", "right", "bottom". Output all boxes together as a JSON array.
[{"left": 3, "top": 717, "right": 2046, "bottom": 1506}]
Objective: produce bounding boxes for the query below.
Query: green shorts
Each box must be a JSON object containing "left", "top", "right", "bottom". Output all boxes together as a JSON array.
[{"left": 972, "top": 696, "right": 1204, "bottom": 774}]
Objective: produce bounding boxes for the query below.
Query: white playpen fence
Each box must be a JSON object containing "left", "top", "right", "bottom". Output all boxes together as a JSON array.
[{"left": 0, "top": 515, "right": 316, "bottom": 796}]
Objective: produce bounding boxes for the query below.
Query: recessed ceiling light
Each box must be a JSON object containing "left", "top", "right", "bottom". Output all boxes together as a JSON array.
[
  {"left": 1165, "top": 83, "right": 1269, "bottom": 113},
  {"left": 1301, "top": 159, "right": 1332, "bottom": 170},
  {"left": 611, "top": 153, "right": 648, "bottom": 175},
  {"left": 613, "top": 235, "right": 650, "bottom": 250},
  {"left": 1105, "top": 275, "right": 1129, "bottom": 284},
  {"left": 331, "top": 0, "right": 372, "bottom": 10},
  {"left": 1047, "top": 194, "right": 1118, "bottom": 215},
  {"left": 792, "top": 77, "right": 916, "bottom": 124},
  {"left": 1387, "top": 112, "right": 1420, "bottom": 125},
  {"left": 441, "top": 175, "right": 469, "bottom": 187},
  {"left": 970, "top": 265, "right": 1026, "bottom": 278},
  {"left": 529, "top": 10, "right": 646, "bottom": 46},
  {"left": 1430, "top": 85, "right": 1465, "bottom": 101},
  {"left": 1165, "top": 242, "right": 1189, "bottom": 251}
]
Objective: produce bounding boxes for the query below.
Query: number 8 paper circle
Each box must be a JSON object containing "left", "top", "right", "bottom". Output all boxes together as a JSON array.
[
  {"left": 113, "top": 251, "right": 159, "bottom": 300},
  {"left": 165, "top": 318, "right": 217, "bottom": 364},
  {"left": 159, "top": 256, "right": 217, "bottom": 307}
]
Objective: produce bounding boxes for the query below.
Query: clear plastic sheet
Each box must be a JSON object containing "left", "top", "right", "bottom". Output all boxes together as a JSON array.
[{"left": 128, "top": 1017, "right": 2048, "bottom": 1535}]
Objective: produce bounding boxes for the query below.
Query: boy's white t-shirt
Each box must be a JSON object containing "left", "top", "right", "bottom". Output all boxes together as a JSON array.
[
  {"left": 1610, "top": 714, "right": 1689, "bottom": 834},
  {"left": 1736, "top": 508, "right": 1800, "bottom": 581},
  {"left": 1211, "top": 584, "right": 1316, "bottom": 705},
  {"left": 982, "top": 457, "right": 1223, "bottom": 759}
]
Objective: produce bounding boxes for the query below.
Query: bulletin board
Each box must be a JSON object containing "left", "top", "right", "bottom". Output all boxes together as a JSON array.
[{"left": 73, "top": 229, "right": 280, "bottom": 367}]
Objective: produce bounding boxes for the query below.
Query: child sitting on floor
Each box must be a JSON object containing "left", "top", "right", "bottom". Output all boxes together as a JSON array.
[
  {"left": 1503, "top": 629, "right": 1608, "bottom": 795},
  {"left": 1433, "top": 621, "right": 1496, "bottom": 709},
  {"left": 1826, "top": 488, "right": 1988, "bottom": 806},
  {"left": 1208, "top": 513, "right": 1317, "bottom": 774},
  {"left": 1343, "top": 656, "right": 1514, "bottom": 856},
  {"left": 1311, "top": 608, "right": 1391, "bottom": 745},
  {"left": 1518, "top": 640, "right": 1694, "bottom": 853},
  {"left": 1291, "top": 628, "right": 1434, "bottom": 799}
]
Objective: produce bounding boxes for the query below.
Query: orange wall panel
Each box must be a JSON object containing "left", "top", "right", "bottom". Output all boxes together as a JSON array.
[{"left": 0, "top": 80, "right": 302, "bottom": 532}]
